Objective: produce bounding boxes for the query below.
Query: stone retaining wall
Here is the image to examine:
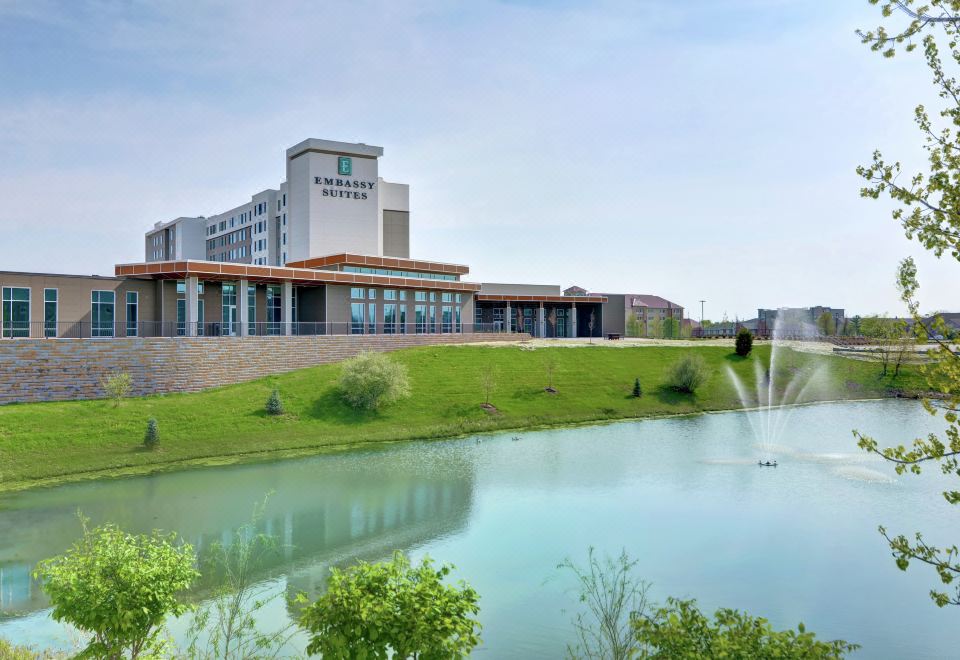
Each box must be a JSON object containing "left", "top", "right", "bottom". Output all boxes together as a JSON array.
[{"left": 0, "top": 333, "right": 523, "bottom": 405}]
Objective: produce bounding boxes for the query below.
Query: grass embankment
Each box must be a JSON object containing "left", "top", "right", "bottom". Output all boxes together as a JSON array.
[{"left": 0, "top": 344, "right": 923, "bottom": 491}]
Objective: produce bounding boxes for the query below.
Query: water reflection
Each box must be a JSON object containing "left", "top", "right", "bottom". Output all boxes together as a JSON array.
[{"left": 0, "top": 446, "right": 475, "bottom": 617}]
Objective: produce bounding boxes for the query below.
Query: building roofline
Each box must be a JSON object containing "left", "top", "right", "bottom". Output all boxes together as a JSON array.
[
  {"left": 475, "top": 294, "right": 607, "bottom": 303},
  {"left": 0, "top": 270, "right": 123, "bottom": 281},
  {"left": 286, "top": 253, "right": 469, "bottom": 275},
  {"left": 114, "top": 260, "right": 480, "bottom": 292},
  {"left": 286, "top": 139, "right": 384, "bottom": 160}
]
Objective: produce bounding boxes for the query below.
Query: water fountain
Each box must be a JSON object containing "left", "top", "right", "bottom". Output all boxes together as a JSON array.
[{"left": 726, "top": 314, "right": 827, "bottom": 465}]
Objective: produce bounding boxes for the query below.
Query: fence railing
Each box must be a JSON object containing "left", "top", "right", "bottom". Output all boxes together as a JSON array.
[{"left": 0, "top": 321, "right": 526, "bottom": 339}]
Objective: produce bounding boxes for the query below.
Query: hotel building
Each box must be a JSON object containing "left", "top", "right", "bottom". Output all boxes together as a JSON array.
[{"left": 2, "top": 138, "right": 680, "bottom": 341}]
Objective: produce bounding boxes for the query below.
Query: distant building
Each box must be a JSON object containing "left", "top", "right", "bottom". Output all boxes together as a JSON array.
[
  {"left": 702, "top": 318, "right": 759, "bottom": 338},
  {"left": 563, "top": 285, "right": 588, "bottom": 297},
  {"left": 586, "top": 292, "right": 684, "bottom": 338},
  {"left": 757, "top": 306, "right": 845, "bottom": 336}
]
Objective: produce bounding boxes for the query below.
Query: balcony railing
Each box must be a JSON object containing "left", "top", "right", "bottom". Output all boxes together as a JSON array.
[{"left": 0, "top": 321, "right": 517, "bottom": 339}]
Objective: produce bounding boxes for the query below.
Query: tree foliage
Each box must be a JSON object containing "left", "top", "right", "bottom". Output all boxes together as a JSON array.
[
  {"left": 633, "top": 598, "right": 859, "bottom": 659},
  {"left": 186, "top": 496, "right": 303, "bottom": 659},
  {"left": 816, "top": 312, "right": 837, "bottom": 337},
  {"left": 559, "top": 548, "right": 649, "bottom": 660},
  {"left": 734, "top": 328, "right": 753, "bottom": 357},
  {"left": 861, "top": 315, "right": 913, "bottom": 376},
  {"left": 101, "top": 371, "right": 132, "bottom": 408},
  {"left": 300, "top": 551, "right": 481, "bottom": 659},
  {"left": 266, "top": 389, "right": 284, "bottom": 416},
  {"left": 33, "top": 519, "right": 198, "bottom": 659},
  {"left": 143, "top": 418, "right": 160, "bottom": 450},
  {"left": 666, "top": 355, "right": 709, "bottom": 394},
  {"left": 856, "top": 0, "right": 960, "bottom": 608},
  {"left": 338, "top": 352, "right": 411, "bottom": 411}
]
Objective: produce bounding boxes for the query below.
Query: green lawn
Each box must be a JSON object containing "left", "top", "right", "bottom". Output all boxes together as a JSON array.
[{"left": 0, "top": 343, "right": 925, "bottom": 491}]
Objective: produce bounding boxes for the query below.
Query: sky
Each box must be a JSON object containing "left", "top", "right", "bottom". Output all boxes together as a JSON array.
[{"left": 0, "top": 0, "right": 956, "bottom": 321}]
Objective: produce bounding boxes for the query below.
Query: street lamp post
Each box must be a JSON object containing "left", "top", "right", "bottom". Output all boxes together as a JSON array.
[{"left": 699, "top": 300, "right": 705, "bottom": 337}]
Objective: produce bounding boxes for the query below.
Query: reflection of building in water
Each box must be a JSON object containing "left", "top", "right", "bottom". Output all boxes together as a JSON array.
[{"left": 0, "top": 446, "right": 474, "bottom": 618}]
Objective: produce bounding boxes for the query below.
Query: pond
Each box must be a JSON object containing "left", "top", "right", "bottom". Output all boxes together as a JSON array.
[{"left": 1, "top": 399, "right": 957, "bottom": 658}]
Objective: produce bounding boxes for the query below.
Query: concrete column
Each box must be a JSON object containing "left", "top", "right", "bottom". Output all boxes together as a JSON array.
[
  {"left": 282, "top": 281, "right": 293, "bottom": 336},
  {"left": 185, "top": 276, "right": 199, "bottom": 337},
  {"left": 504, "top": 302, "right": 511, "bottom": 333},
  {"left": 238, "top": 279, "right": 249, "bottom": 337},
  {"left": 570, "top": 304, "right": 577, "bottom": 338},
  {"left": 538, "top": 303, "right": 545, "bottom": 338}
]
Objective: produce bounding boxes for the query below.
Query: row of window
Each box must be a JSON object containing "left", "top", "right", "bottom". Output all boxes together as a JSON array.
[
  {"left": 349, "top": 302, "right": 463, "bottom": 335},
  {"left": 349, "top": 288, "right": 463, "bottom": 304},
  {"left": 1, "top": 287, "right": 139, "bottom": 338},
  {"left": 341, "top": 266, "right": 458, "bottom": 281}
]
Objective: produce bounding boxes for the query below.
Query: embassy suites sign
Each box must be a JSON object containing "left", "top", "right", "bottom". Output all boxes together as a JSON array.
[
  {"left": 313, "top": 176, "right": 376, "bottom": 200},
  {"left": 313, "top": 156, "right": 375, "bottom": 200}
]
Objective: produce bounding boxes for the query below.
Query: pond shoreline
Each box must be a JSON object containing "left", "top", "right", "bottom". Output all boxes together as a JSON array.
[{"left": 0, "top": 393, "right": 912, "bottom": 496}]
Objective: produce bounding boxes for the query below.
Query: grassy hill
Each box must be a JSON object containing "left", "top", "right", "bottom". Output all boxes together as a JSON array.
[{"left": 0, "top": 343, "right": 924, "bottom": 491}]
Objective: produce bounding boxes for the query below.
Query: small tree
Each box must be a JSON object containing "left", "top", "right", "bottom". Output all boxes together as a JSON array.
[
  {"left": 647, "top": 316, "right": 663, "bottom": 339},
  {"left": 101, "top": 371, "right": 132, "bottom": 408},
  {"left": 266, "top": 389, "right": 284, "bottom": 416},
  {"left": 633, "top": 598, "right": 858, "bottom": 658},
  {"left": 626, "top": 314, "right": 642, "bottom": 338},
  {"left": 186, "top": 496, "right": 303, "bottom": 659},
  {"left": 545, "top": 352, "right": 558, "bottom": 391},
  {"left": 480, "top": 363, "right": 496, "bottom": 406},
  {"left": 632, "top": 378, "right": 642, "bottom": 398},
  {"left": 143, "top": 418, "right": 160, "bottom": 450},
  {"left": 667, "top": 355, "right": 709, "bottom": 394},
  {"left": 301, "top": 551, "right": 481, "bottom": 659},
  {"left": 816, "top": 311, "right": 837, "bottom": 337},
  {"left": 735, "top": 328, "right": 753, "bottom": 357},
  {"left": 338, "top": 351, "right": 411, "bottom": 410},
  {"left": 33, "top": 519, "right": 198, "bottom": 659},
  {"left": 558, "top": 548, "right": 650, "bottom": 660}
]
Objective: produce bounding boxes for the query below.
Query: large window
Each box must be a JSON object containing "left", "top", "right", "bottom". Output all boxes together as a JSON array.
[
  {"left": 384, "top": 303, "right": 397, "bottom": 334},
  {"left": 399, "top": 304, "right": 407, "bottom": 335},
  {"left": 455, "top": 306, "right": 462, "bottom": 333},
  {"left": 177, "top": 299, "right": 204, "bottom": 336},
  {"left": 2, "top": 287, "right": 30, "bottom": 338},
  {"left": 44, "top": 289, "right": 58, "bottom": 338},
  {"left": 368, "top": 303, "right": 377, "bottom": 334},
  {"left": 125, "top": 291, "right": 138, "bottom": 337},
  {"left": 248, "top": 286, "right": 256, "bottom": 335},
  {"left": 351, "top": 287, "right": 365, "bottom": 299},
  {"left": 222, "top": 283, "right": 237, "bottom": 336},
  {"left": 429, "top": 305, "right": 436, "bottom": 334},
  {"left": 91, "top": 290, "right": 115, "bottom": 337},
  {"left": 351, "top": 303, "right": 365, "bottom": 334},
  {"left": 415, "top": 304, "right": 426, "bottom": 334},
  {"left": 441, "top": 305, "right": 453, "bottom": 333},
  {"left": 266, "top": 286, "right": 282, "bottom": 335}
]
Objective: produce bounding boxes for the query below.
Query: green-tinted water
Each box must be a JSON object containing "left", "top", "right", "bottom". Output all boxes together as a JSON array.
[{"left": 0, "top": 399, "right": 955, "bottom": 658}]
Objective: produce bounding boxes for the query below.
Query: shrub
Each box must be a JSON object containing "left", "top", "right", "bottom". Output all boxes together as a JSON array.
[
  {"left": 101, "top": 371, "right": 132, "bottom": 407},
  {"left": 266, "top": 389, "right": 285, "bottom": 416},
  {"left": 735, "top": 328, "right": 754, "bottom": 357},
  {"left": 143, "top": 418, "right": 160, "bottom": 450},
  {"left": 667, "top": 355, "right": 708, "bottom": 393},
  {"left": 33, "top": 520, "right": 198, "bottom": 659},
  {"left": 301, "top": 551, "right": 481, "bottom": 658},
  {"left": 633, "top": 597, "right": 858, "bottom": 658},
  {"left": 338, "top": 351, "right": 411, "bottom": 411},
  {"left": 633, "top": 378, "right": 643, "bottom": 398}
]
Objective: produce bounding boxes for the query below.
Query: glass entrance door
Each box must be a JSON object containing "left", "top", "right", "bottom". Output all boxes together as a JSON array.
[{"left": 222, "top": 284, "right": 237, "bottom": 336}]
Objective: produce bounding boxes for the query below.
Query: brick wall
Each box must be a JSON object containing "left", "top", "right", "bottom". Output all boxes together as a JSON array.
[{"left": 0, "top": 333, "right": 524, "bottom": 405}]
